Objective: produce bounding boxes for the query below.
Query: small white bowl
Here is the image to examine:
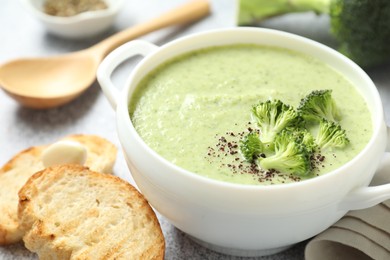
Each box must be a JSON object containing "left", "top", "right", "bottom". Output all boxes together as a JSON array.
[{"left": 20, "top": 0, "right": 124, "bottom": 39}]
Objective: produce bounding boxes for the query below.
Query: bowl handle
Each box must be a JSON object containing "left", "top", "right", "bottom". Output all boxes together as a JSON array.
[
  {"left": 339, "top": 125, "right": 390, "bottom": 211},
  {"left": 97, "top": 40, "right": 159, "bottom": 110}
]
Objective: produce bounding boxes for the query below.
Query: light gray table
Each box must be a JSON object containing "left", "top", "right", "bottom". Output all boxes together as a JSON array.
[{"left": 1, "top": 1, "right": 389, "bottom": 259}]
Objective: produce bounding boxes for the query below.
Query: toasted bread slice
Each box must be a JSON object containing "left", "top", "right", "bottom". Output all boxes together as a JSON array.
[
  {"left": 0, "top": 135, "right": 117, "bottom": 245},
  {"left": 18, "top": 165, "right": 165, "bottom": 260}
]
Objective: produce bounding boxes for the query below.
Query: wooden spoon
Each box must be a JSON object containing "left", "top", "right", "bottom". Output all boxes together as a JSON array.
[{"left": 0, "top": 0, "right": 210, "bottom": 109}]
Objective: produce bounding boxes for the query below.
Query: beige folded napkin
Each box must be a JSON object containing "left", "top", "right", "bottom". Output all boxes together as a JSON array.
[{"left": 305, "top": 158, "right": 390, "bottom": 260}]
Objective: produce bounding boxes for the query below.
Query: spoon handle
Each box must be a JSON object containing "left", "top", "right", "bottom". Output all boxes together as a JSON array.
[{"left": 90, "top": 0, "right": 210, "bottom": 59}]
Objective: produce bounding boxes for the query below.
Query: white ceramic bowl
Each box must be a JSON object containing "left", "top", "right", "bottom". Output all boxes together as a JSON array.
[
  {"left": 20, "top": 0, "right": 124, "bottom": 39},
  {"left": 97, "top": 28, "right": 390, "bottom": 257}
]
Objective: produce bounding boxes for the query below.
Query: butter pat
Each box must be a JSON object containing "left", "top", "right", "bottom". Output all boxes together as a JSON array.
[{"left": 42, "top": 140, "right": 87, "bottom": 168}]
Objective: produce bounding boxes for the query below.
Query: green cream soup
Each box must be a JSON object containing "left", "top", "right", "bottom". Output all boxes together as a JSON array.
[{"left": 129, "top": 44, "right": 372, "bottom": 185}]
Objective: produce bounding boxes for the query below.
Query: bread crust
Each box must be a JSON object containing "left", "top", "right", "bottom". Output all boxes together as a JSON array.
[
  {"left": 0, "top": 135, "right": 117, "bottom": 245},
  {"left": 18, "top": 165, "right": 165, "bottom": 259},
  {"left": 0, "top": 146, "right": 45, "bottom": 245}
]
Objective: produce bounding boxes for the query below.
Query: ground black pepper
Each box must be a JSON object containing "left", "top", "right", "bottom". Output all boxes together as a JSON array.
[
  {"left": 205, "top": 122, "right": 327, "bottom": 184},
  {"left": 206, "top": 122, "right": 332, "bottom": 184},
  {"left": 44, "top": 0, "right": 108, "bottom": 17}
]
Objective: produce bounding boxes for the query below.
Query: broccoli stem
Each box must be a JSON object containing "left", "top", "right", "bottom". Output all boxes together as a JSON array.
[{"left": 238, "top": 0, "right": 331, "bottom": 25}]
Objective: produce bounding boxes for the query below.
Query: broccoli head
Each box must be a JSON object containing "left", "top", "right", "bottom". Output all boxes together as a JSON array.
[
  {"left": 315, "top": 118, "right": 349, "bottom": 150},
  {"left": 258, "top": 130, "right": 312, "bottom": 176},
  {"left": 252, "top": 99, "right": 303, "bottom": 145},
  {"left": 240, "top": 132, "right": 264, "bottom": 162},
  {"left": 238, "top": 0, "right": 390, "bottom": 68},
  {"left": 289, "top": 127, "right": 317, "bottom": 153},
  {"left": 330, "top": 0, "right": 390, "bottom": 67},
  {"left": 298, "top": 89, "right": 340, "bottom": 122}
]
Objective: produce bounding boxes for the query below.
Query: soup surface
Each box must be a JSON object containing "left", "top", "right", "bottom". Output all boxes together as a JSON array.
[{"left": 129, "top": 44, "right": 372, "bottom": 185}]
